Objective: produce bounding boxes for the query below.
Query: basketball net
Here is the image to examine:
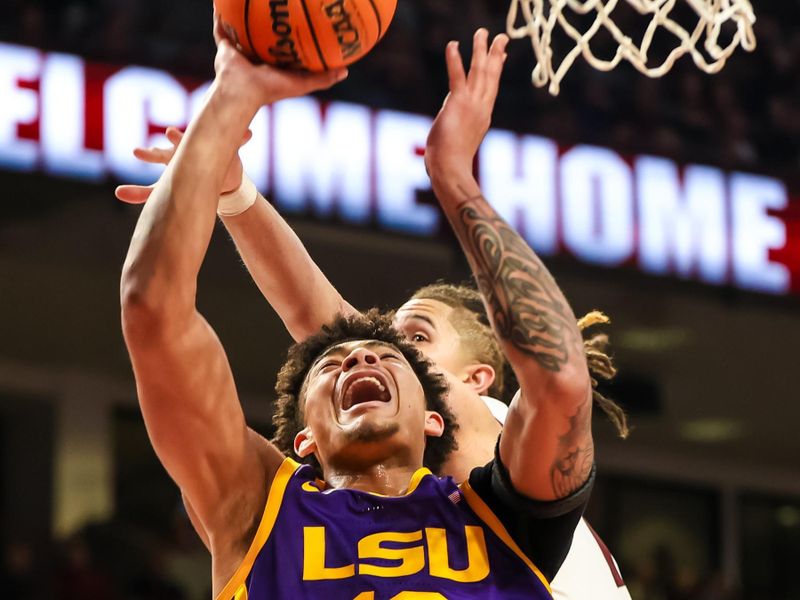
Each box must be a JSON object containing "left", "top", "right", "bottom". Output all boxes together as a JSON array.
[{"left": 507, "top": 0, "right": 757, "bottom": 95}]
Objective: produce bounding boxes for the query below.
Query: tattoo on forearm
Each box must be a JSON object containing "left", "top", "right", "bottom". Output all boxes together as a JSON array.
[
  {"left": 454, "top": 195, "right": 579, "bottom": 372},
  {"left": 451, "top": 191, "right": 593, "bottom": 497},
  {"left": 551, "top": 399, "right": 594, "bottom": 496}
]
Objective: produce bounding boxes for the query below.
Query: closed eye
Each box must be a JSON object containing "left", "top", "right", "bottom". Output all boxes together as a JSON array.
[{"left": 380, "top": 353, "right": 403, "bottom": 362}]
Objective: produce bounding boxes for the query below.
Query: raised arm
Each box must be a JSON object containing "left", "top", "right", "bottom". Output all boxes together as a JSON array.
[
  {"left": 425, "top": 30, "right": 593, "bottom": 502},
  {"left": 221, "top": 177, "right": 358, "bottom": 338},
  {"left": 117, "top": 131, "right": 357, "bottom": 342},
  {"left": 119, "top": 23, "right": 345, "bottom": 572}
]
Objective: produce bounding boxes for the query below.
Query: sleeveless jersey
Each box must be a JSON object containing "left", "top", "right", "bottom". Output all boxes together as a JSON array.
[
  {"left": 480, "top": 395, "right": 631, "bottom": 600},
  {"left": 217, "top": 458, "right": 554, "bottom": 600}
]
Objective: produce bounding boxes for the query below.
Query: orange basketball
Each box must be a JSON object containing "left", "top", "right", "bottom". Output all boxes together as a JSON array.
[{"left": 214, "top": 0, "right": 397, "bottom": 71}]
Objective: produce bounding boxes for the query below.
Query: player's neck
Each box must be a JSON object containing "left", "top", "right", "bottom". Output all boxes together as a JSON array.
[
  {"left": 325, "top": 463, "right": 424, "bottom": 496},
  {"left": 443, "top": 424, "right": 499, "bottom": 483},
  {"left": 443, "top": 389, "right": 501, "bottom": 482}
]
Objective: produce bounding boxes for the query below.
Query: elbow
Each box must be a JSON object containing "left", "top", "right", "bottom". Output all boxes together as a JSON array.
[
  {"left": 120, "top": 266, "right": 146, "bottom": 311},
  {"left": 558, "top": 364, "right": 593, "bottom": 413},
  {"left": 120, "top": 266, "right": 181, "bottom": 341},
  {"left": 283, "top": 305, "right": 332, "bottom": 342},
  {"left": 531, "top": 360, "right": 593, "bottom": 415},
  {"left": 119, "top": 242, "right": 196, "bottom": 344},
  {"left": 120, "top": 278, "right": 163, "bottom": 341},
  {"left": 120, "top": 283, "right": 193, "bottom": 347},
  {"left": 559, "top": 359, "right": 592, "bottom": 392},
  {"left": 284, "top": 298, "right": 357, "bottom": 342}
]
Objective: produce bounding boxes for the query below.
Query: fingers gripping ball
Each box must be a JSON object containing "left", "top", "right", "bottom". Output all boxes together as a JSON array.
[{"left": 214, "top": 0, "right": 396, "bottom": 71}]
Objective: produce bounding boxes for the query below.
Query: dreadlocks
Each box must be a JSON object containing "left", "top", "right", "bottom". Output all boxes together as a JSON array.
[
  {"left": 577, "top": 311, "right": 628, "bottom": 439},
  {"left": 411, "top": 282, "right": 629, "bottom": 439}
]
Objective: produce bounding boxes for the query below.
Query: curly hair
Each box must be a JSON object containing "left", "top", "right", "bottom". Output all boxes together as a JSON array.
[
  {"left": 411, "top": 282, "right": 629, "bottom": 438},
  {"left": 271, "top": 309, "right": 458, "bottom": 475}
]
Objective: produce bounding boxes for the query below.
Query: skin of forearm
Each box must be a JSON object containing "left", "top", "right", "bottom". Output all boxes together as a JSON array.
[
  {"left": 221, "top": 196, "right": 358, "bottom": 341},
  {"left": 430, "top": 169, "right": 594, "bottom": 499},
  {"left": 430, "top": 170, "right": 588, "bottom": 388},
  {"left": 122, "top": 83, "right": 256, "bottom": 318}
]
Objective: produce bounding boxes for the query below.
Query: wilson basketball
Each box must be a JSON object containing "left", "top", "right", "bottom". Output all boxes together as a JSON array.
[{"left": 214, "top": 0, "right": 396, "bottom": 71}]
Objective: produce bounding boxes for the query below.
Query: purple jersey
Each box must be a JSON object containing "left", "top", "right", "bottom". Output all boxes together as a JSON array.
[{"left": 217, "top": 458, "right": 554, "bottom": 599}]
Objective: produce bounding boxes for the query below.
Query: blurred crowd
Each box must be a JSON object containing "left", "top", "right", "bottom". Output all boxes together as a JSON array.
[
  {"left": 0, "top": 505, "right": 210, "bottom": 600},
  {"left": 2, "top": 0, "right": 799, "bottom": 183},
  {"left": 624, "top": 545, "right": 767, "bottom": 600}
]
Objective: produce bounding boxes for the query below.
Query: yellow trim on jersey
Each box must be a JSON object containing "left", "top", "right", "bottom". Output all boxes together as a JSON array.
[
  {"left": 460, "top": 480, "right": 552, "bottom": 594},
  {"left": 302, "top": 480, "right": 322, "bottom": 493},
  {"left": 405, "top": 467, "right": 431, "bottom": 495},
  {"left": 215, "top": 458, "right": 301, "bottom": 600},
  {"left": 299, "top": 467, "right": 432, "bottom": 497},
  {"left": 357, "top": 466, "right": 432, "bottom": 497}
]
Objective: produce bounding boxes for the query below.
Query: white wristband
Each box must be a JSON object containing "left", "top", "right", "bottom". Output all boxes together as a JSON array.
[{"left": 217, "top": 175, "right": 258, "bottom": 217}]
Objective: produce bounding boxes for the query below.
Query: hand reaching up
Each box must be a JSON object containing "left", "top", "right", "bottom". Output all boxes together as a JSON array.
[{"left": 425, "top": 29, "right": 509, "bottom": 182}]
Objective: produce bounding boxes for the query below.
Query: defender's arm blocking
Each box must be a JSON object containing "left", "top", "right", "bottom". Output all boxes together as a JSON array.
[
  {"left": 116, "top": 128, "right": 357, "bottom": 343},
  {"left": 425, "top": 30, "right": 593, "bottom": 502}
]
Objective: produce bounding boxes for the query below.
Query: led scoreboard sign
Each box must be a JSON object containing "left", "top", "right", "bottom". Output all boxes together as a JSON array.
[{"left": 1, "top": 42, "right": 798, "bottom": 296}]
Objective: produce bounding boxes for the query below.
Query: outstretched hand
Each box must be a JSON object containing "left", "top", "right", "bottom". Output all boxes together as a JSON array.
[
  {"left": 115, "top": 127, "right": 250, "bottom": 204},
  {"left": 211, "top": 13, "right": 347, "bottom": 110},
  {"left": 425, "top": 29, "right": 508, "bottom": 180}
]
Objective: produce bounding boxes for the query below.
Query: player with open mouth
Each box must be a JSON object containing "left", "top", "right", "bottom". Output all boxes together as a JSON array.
[{"left": 120, "top": 21, "right": 599, "bottom": 600}]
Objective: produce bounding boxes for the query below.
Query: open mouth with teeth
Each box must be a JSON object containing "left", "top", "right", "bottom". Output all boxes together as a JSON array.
[{"left": 341, "top": 375, "right": 392, "bottom": 411}]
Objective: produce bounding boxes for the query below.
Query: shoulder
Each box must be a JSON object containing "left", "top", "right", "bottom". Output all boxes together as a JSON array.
[
  {"left": 212, "top": 455, "right": 305, "bottom": 600},
  {"left": 551, "top": 519, "right": 630, "bottom": 598},
  {"left": 217, "top": 455, "right": 305, "bottom": 552},
  {"left": 465, "top": 455, "right": 594, "bottom": 582}
]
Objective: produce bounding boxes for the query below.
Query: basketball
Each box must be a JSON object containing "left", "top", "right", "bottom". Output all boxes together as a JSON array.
[{"left": 214, "top": 0, "right": 396, "bottom": 71}]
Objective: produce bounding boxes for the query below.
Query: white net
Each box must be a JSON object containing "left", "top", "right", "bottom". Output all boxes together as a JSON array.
[{"left": 507, "top": 0, "right": 757, "bottom": 95}]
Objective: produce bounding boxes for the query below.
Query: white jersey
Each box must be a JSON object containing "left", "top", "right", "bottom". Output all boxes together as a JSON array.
[{"left": 481, "top": 396, "right": 632, "bottom": 600}]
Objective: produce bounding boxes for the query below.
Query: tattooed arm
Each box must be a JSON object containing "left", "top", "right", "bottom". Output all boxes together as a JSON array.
[{"left": 426, "top": 31, "right": 593, "bottom": 501}]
